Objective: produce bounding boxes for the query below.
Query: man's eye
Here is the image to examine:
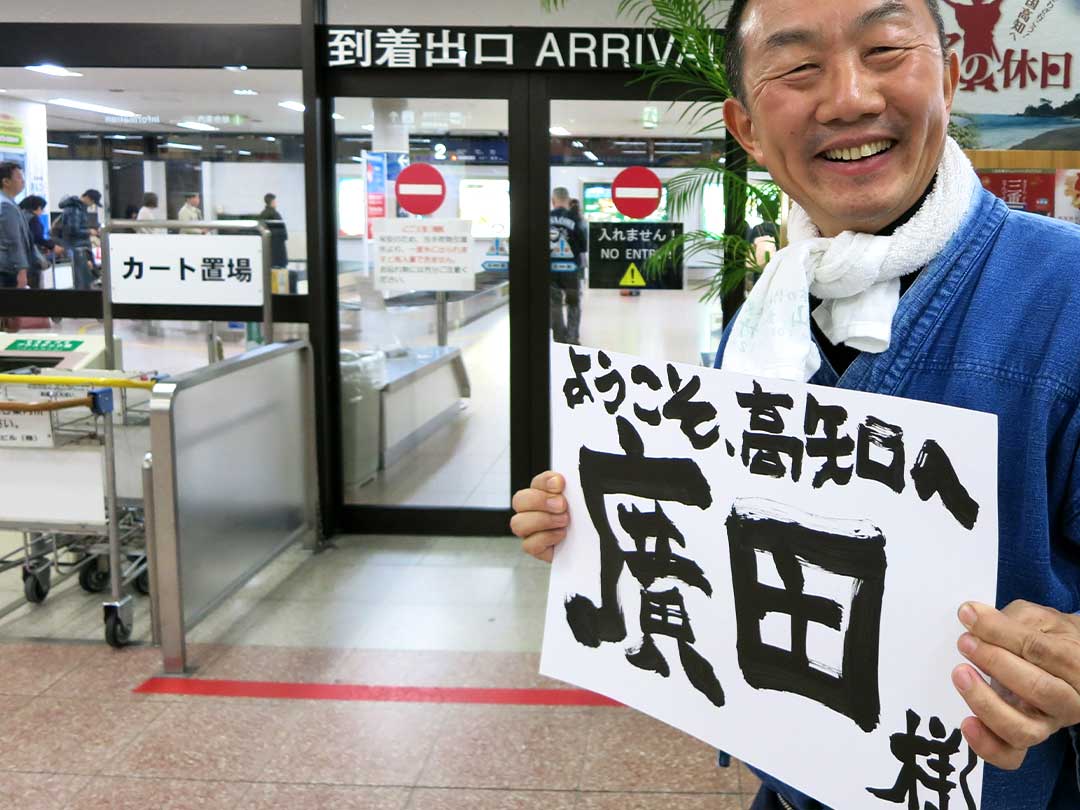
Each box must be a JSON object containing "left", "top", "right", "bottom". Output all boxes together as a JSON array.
[
  {"left": 788, "top": 63, "right": 816, "bottom": 75},
  {"left": 868, "top": 46, "right": 899, "bottom": 56}
]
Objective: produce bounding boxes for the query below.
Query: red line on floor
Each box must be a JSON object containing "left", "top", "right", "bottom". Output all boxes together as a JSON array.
[{"left": 134, "top": 677, "right": 622, "bottom": 707}]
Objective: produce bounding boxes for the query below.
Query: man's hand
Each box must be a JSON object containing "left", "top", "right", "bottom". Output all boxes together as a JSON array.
[
  {"left": 510, "top": 471, "right": 570, "bottom": 563},
  {"left": 952, "top": 600, "right": 1080, "bottom": 770},
  {"left": 16, "top": 269, "right": 27, "bottom": 288}
]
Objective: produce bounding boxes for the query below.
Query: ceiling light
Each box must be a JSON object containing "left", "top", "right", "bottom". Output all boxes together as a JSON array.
[
  {"left": 263, "top": 136, "right": 276, "bottom": 142},
  {"left": 105, "top": 134, "right": 128, "bottom": 140},
  {"left": 621, "top": 150, "right": 647, "bottom": 155},
  {"left": 224, "top": 65, "right": 248, "bottom": 71},
  {"left": 614, "top": 140, "right": 647, "bottom": 146},
  {"left": 177, "top": 121, "right": 219, "bottom": 132},
  {"left": 655, "top": 141, "right": 703, "bottom": 147},
  {"left": 549, "top": 126, "right": 571, "bottom": 137},
  {"left": 351, "top": 156, "right": 364, "bottom": 163},
  {"left": 47, "top": 142, "right": 68, "bottom": 149},
  {"left": 583, "top": 150, "right": 599, "bottom": 161},
  {"left": 278, "top": 101, "right": 305, "bottom": 112},
  {"left": 361, "top": 124, "right": 374, "bottom": 132},
  {"left": 332, "top": 113, "right": 344, "bottom": 120},
  {"left": 27, "top": 64, "right": 83, "bottom": 77},
  {"left": 233, "top": 89, "right": 259, "bottom": 96},
  {"left": 571, "top": 140, "right": 584, "bottom": 148},
  {"left": 238, "top": 149, "right": 252, "bottom": 156},
  {"left": 113, "top": 148, "right": 143, "bottom": 155},
  {"left": 0, "top": 90, "right": 7, "bottom": 93},
  {"left": 165, "top": 141, "right": 202, "bottom": 151},
  {"left": 48, "top": 98, "right": 136, "bottom": 117}
]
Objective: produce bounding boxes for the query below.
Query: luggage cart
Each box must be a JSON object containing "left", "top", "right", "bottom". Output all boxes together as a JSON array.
[{"left": 0, "top": 374, "right": 159, "bottom": 647}]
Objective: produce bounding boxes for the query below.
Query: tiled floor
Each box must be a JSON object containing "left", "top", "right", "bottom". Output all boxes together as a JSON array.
[{"left": 0, "top": 535, "right": 761, "bottom": 809}]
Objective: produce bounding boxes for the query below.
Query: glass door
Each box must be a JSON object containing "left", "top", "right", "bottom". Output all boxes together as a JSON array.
[{"left": 332, "top": 96, "right": 511, "bottom": 511}]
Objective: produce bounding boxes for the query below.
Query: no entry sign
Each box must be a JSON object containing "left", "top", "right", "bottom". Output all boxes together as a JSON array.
[
  {"left": 395, "top": 163, "right": 446, "bottom": 215},
  {"left": 611, "top": 166, "right": 662, "bottom": 219}
]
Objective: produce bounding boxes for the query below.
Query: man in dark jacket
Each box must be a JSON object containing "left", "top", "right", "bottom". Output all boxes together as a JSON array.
[
  {"left": 549, "top": 186, "right": 588, "bottom": 344},
  {"left": 58, "top": 189, "right": 101, "bottom": 290},
  {"left": 0, "top": 162, "right": 35, "bottom": 289},
  {"left": 19, "top": 195, "right": 54, "bottom": 289},
  {"left": 257, "top": 193, "right": 289, "bottom": 270}
]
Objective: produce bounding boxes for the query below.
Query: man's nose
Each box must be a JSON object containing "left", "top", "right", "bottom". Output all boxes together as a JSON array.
[{"left": 815, "top": 55, "right": 887, "bottom": 125}]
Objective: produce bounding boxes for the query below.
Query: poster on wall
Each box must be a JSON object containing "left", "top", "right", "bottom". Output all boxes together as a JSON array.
[
  {"left": 365, "top": 152, "right": 387, "bottom": 240},
  {"left": 0, "top": 100, "right": 49, "bottom": 204},
  {"left": 373, "top": 218, "right": 474, "bottom": 292},
  {"left": 976, "top": 170, "right": 1055, "bottom": 213},
  {"left": 1055, "top": 169, "right": 1080, "bottom": 223},
  {"left": 943, "top": 0, "right": 1080, "bottom": 150},
  {"left": 542, "top": 343, "right": 998, "bottom": 810}
]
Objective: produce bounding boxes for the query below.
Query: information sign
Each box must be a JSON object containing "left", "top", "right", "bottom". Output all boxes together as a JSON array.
[
  {"left": 5, "top": 339, "right": 83, "bottom": 353},
  {"left": 108, "top": 234, "right": 263, "bottom": 306},
  {"left": 374, "top": 218, "right": 474, "bottom": 292},
  {"left": 396, "top": 163, "right": 447, "bottom": 215},
  {"left": 610, "top": 166, "right": 663, "bottom": 219},
  {"left": 589, "top": 222, "right": 683, "bottom": 290}
]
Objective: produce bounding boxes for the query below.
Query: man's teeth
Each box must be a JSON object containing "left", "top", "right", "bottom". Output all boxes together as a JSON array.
[{"left": 823, "top": 140, "right": 893, "bottom": 161}]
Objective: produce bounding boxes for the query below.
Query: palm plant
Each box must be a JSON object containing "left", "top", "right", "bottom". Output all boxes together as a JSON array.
[{"left": 542, "top": 0, "right": 783, "bottom": 302}]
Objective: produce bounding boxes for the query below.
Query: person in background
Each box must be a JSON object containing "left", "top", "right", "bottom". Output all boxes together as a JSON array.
[
  {"left": 178, "top": 191, "right": 204, "bottom": 234},
  {"left": 549, "top": 186, "right": 587, "bottom": 344},
  {"left": 0, "top": 162, "right": 35, "bottom": 289},
  {"left": 136, "top": 192, "right": 166, "bottom": 234},
  {"left": 569, "top": 197, "right": 589, "bottom": 273},
  {"left": 18, "top": 194, "right": 53, "bottom": 289},
  {"left": 257, "top": 192, "right": 289, "bottom": 270},
  {"left": 58, "top": 189, "right": 101, "bottom": 290}
]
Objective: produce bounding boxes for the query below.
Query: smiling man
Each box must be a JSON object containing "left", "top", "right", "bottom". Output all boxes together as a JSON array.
[{"left": 511, "top": 0, "right": 1080, "bottom": 808}]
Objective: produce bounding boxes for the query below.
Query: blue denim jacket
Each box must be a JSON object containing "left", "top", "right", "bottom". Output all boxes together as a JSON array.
[{"left": 714, "top": 186, "right": 1080, "bottom": 810}]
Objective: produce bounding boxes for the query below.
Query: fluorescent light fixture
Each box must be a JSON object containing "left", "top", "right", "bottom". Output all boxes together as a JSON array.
[
  {"left": 655, "top": 141, "right": 703, "bottom": 147},
  {"left": 238, "top": 149, "right": 252, "bottom": 156},
  {"left": 278, "top": 101, "right": 306, "bottom": 112},
  {"left": 596, "top": 162, "right": 605, "bottom": 166},
  {"left": 233, "top": 89, "right": 259, "bottom": 96},
  {"left": 47, "top": 142, "right": 68, "bottom": 149},
  {"left": 332, "top": 113, "right": 344, "bottom": 120},
  {"left": 614, "top": 140, "right": 647, "bottom": 146},
  {"left": 263, "top": 136, "right": 276, "bottom": 142},
  {"left": 165, "top": 141, "right": 202, "bottom": 151},
  {"left": 571, "top": 140, "right": 584, "bottom": 148},
  {"left": 224, "top": 65, "right": 248, "bottom": 71},
  {"left": 27, "top": 64, "right": 83, "bottom": 77},
  {"left": 105, "top": 134, "right": 128, "bottom": 140},
  {"left": 351, "top": 156, "right": 364, "bottom": 163},
  {"left": 48, "top": 98, "right": 136, "bottom": 117},
  {"left": 113, "top": 148, "right": 143, "bottom": 155},
  {"left": 620, "top": 150, "right": 647, "bottom": 155},
  {"left": 549, "top": 126, "right": 571, "bottom": 137},
  {"left": 583, "top": 150, "right": 599, "bottom": 161},
  {"left": 0, "top": 90, "right": 7, "bottom": 93},
  {"left": 177, "top": 120, "right": 219, "bottom": 132},
  {"left": 361, "top": 124, "right": 374, "bottom": 132}
]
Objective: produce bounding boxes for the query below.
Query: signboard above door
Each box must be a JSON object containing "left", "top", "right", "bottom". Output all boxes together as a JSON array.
[{"left": 326, "top": 27, "right": 721, "bottom": 71}]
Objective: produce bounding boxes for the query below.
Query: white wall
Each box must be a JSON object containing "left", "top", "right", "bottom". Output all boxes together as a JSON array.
[
  {"left": 207, "top": 162, "right": 307, "bottom": 260},
  {"left": 144, "top": 160, "right": 166, "bottom": 198},
  {"left": 47, "top": 160, "right": 105, "bottom": 210}
]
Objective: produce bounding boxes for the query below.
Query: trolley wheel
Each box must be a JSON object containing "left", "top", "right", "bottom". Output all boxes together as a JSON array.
[
  {"left": 105, "top": 614, "right": 131, "bottom": 648},
  {"left": 135, "top": 569, "right": 151, "bottom": 596},
  {"left": 79, "top": 561, "right": 110, "bottom": 594},
  {"left": 23, "top": 570, "right": 50, "bottom": 604}
]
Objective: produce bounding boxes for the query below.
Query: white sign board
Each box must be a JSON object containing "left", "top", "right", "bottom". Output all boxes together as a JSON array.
[
  {"left": 373, "top": 218, "right": 475, "bottom": 293},
  {"left": 109, "top": 234, "right": 263, "bottom": 306},
  {"left": 542, "top": 344, "right": 999, "bottom": 810},
  {"left": 0, "top": 412, "right": 53, "bottom": 447},
  {"left": 0, "top": 446, "right": 106, "bottom": 527}
]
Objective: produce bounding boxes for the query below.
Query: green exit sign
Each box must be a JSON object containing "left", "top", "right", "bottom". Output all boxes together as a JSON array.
[{"left": 5, "top": 339, "right": 84, "bottom": 353}]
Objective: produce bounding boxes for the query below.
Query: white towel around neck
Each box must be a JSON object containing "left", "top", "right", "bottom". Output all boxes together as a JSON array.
[{"left": 721, "top": 137, "right": 979, "bottom": 382}]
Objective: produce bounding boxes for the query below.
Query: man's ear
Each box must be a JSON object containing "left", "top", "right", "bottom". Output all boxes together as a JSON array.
[
  {"left": 943, "top": 49, "right": 960, "bottom": 114},
  {"left": 723, "top": 97, "right": 767, "bottom": 165}
]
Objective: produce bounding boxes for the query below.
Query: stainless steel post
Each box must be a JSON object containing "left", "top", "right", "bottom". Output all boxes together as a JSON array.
[
  {"left": 102, "top": 411, "right": 133, "bottom": 636},
  {"left": 436, "top": 291, "right": 448, "bottom": 346},
  {"left": 206, "top": 322, "right": 220, "bottom": 364},
  {"left": 141, "top": 453, "right": 161, "bottom": 645},
  {"left": 101, "top": 229, "right": 115, "bottom": 369},
  {"left": 259, "top": 224, "right": 274, "bottom": 344}
]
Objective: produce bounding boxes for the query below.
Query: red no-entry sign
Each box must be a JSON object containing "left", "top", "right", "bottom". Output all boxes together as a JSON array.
[
  {"left": 395, "top": 163, "right": 447, "bottom": 215},
  {"left": 611, "top": 166, "right": 662, "bottom": 219}
]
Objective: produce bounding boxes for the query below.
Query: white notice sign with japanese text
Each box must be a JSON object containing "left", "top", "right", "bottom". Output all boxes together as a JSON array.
[
  {"left": 373, "top": 218, "right": 475, "bottom": 293},
  {"left": 109, "top": 234, "right": 263, "bottom": 306},
  {"left": 542, "top": 343, "right": 999, "bottom": 810}
]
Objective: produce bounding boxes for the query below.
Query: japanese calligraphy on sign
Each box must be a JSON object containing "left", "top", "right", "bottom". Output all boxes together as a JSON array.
[
  {"left": 542, "top": 344, "right": 998, "bottom": 810},
  {"left": 373, "top": 218, "right": 475, "bottom": 293},
  {"left": 108, "top": 234, "right": 263, "bottom": 307}
]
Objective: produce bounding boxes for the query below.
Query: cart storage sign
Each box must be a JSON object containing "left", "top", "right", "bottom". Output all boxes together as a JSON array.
[{"left": 109, "top": 234, "right": 263, "bottom": 306}]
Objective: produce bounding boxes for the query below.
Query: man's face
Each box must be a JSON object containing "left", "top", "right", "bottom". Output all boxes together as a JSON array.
[
  {"left": 723, "top": 0, "right": 959, "bottom": 236},
  {"left": 189, "top": 195, "right": 200, "bottom": 208},
  {"left": 2, "top": 168, "right": 25, "bottom": 197}
]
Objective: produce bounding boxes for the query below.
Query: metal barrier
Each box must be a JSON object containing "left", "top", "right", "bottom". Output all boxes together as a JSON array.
[{"left": 148, "top": 341, "right": 320, "bottom": 673}]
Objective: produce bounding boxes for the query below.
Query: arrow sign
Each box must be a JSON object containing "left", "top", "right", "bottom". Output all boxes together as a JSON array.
[
  {"left": 396, "top": 163, "right": 447, "bottom": 215},
  {"left": 611, "top": 166, "right": 662, "bottom": 219}
]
